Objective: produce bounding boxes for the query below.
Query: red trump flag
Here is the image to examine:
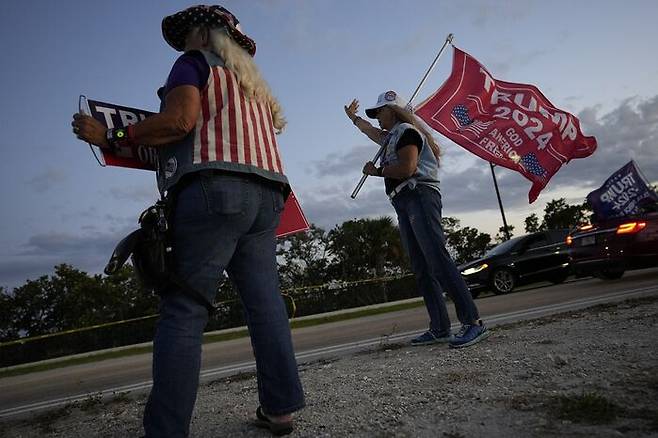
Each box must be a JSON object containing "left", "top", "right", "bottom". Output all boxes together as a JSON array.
[{"left": 415, "top": 47, "right": 597, "bottom": 202}]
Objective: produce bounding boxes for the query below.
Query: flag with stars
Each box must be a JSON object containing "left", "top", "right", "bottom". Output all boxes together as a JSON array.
[
  {"left": 451, "top": 104, "right": 493, "bottom": 136},
  {"left": 520, "top": 153, "right": 547, "bottom": 178},
  {"left": 415, "top": 46, "right": 597, "bottom": 203}
]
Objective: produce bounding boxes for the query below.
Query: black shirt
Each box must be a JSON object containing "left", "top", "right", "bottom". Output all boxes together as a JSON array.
[{"left": 384, "top": 128, "right": 423, "bottom": 194}]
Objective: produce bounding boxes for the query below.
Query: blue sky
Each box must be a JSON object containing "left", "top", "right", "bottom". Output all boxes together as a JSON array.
[{"left": 1, "top": 0, "right": 657, "bottom": 290}]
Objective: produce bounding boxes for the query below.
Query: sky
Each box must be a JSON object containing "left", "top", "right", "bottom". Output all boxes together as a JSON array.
[{"left": 1, "top": 0, "right": 657, "bottom": 290}]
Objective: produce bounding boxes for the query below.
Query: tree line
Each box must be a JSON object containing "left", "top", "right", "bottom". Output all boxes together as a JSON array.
[{"left": 1, "top": 197, "right": 592, "bottom": 343}]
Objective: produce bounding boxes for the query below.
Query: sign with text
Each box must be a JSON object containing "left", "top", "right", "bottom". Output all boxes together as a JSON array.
[
  {"left": 587, "top": 160, "right": 658, "bottom": 221},
  {"left": 86, "top": 99, "right": 158, "bottom": 170},
  {"left": 415, "top": 47, "right": 597, "bottom": 203}
]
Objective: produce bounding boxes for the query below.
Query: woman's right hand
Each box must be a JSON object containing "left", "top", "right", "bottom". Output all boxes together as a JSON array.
[{"left": 344, "top": 99, "right": 359, "bottom": 122}]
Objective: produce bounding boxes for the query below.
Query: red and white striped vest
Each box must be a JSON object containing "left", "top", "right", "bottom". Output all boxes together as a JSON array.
[{"left": 157, "top": 52, "right": 288, "bottom": 194}]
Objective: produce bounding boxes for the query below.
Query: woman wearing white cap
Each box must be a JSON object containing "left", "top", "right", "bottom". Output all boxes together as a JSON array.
[{"left": 344, "top": 92, "right": 490, "bottom": 349}]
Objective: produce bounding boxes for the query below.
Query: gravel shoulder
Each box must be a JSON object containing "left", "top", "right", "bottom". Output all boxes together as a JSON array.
[{"left": 2, "top": 296, "right": 658, "bottom": 438}]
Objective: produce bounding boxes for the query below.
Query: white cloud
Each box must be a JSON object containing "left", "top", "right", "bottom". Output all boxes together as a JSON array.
[{"left": 25, "top": 168, "right": 68, "bottom": 192}]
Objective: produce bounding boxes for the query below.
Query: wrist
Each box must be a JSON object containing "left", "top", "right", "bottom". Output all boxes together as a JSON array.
[
  {"left": 377, "top": 166, "right": 384, "bottom": 177},
  {"left": 106, "top": 125, "right": 136, "bottom": 149}
]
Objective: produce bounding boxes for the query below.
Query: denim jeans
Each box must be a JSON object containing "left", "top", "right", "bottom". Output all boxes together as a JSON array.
[
  {"left": 143, "top": 172, "right": 305, "bottom": 438},
  {"left": 392, "top": 185, "right": 480, "bottom": 336}
]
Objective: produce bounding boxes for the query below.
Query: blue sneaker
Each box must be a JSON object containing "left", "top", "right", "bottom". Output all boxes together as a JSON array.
[
  {"left": 449, "top": 322, "right": 490, "bottom": 348},
  {"left": 410, "top": 330, "right": 453, "bottom": 346}
]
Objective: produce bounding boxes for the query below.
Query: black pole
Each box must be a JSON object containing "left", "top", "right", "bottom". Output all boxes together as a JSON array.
[{"left": 490, "top": 163, "right": 511, "bottom": 241}]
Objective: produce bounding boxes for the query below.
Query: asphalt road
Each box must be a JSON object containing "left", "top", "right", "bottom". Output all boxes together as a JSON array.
[{"left": 2, "top": 267, "right": 657, "bottom": 419}]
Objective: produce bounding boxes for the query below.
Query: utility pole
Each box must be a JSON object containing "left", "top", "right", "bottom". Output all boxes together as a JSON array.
[{"left": 490, "top": 163, "right": 511, "bottom": 241}]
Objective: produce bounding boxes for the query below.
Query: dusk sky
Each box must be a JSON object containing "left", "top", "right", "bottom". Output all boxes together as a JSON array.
[{"left": 1, "top": 0, "right": 657, "bottom": 290}]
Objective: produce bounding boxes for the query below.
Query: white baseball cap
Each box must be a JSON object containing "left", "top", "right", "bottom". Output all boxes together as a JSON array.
[{"left": 365, "top": 90, "right": 407, "bottom": 118}]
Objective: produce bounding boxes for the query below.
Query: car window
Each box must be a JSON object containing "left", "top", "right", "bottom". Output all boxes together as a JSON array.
[
  {"left": 484, "top": 235, "right": 526, "bottom": 256},
  {"left": 525, "top": 234, "right": 548, "bottom": 250},
  {"left": 547, "top": 229, "right": 569, "bottom": 244}
]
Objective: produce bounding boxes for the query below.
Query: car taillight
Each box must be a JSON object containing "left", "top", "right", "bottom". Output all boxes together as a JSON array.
[{"left": 616, "top": 221, "right": 647, "bottom": 234}]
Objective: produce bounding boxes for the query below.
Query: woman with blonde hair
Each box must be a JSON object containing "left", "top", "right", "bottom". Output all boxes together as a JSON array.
[
  {"left": 73, "top": 5, "right": 303, "bottom": 436},
  {"left": 345, "top": 91, "right": 489, "bottom": 349}
]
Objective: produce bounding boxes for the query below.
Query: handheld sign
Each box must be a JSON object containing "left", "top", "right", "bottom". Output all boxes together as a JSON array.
[
  {"left": 80, "top": 96, "right": 310, "bottom": 237},
  {"left": 85, "top": 98, "right": 158, "bottom": 170}
]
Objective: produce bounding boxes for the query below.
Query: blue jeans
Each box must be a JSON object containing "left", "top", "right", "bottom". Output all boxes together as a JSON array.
[
  {"left": 392, "top": 185, "right": 480, "bottom": 336},
  {"left": 143, "top": 172, "right": 305, "bottom": 438}
]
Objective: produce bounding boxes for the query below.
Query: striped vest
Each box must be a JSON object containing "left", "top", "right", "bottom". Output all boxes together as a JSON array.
[{"left": 157, "top": 51, "right": 288, "bottom": 194}]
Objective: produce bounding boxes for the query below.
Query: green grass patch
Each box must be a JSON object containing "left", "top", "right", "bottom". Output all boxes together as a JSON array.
[
  {"left": 552, "top": 392, "right": 618, "bottom": 424},
  {"left": 201, "top": 328, "right": 250, "bottom": 344},
  {"left": 290, "top": 299, "right": 424, "bottom": 329},
  {"left": 0, "top": 346, "right": 154, "bottom": 379},
  {"left": 1, "top": 300, "right": 424, "bottom": 379}
]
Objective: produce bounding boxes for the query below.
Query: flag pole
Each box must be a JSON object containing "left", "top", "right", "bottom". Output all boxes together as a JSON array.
[
  {"left": 489, "top": 163, "right": 511, "bottom": 241},
  {"left": 350, "top": 33, "right": 454, "bottom": 199}
]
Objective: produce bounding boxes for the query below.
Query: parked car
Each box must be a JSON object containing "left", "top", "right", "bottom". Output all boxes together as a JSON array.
[
  {"left": 458, "top": 229, "right": 571, "bottom": 297},
  {"left": 567, "top": 211, "right": 658, "bottom": 279}
]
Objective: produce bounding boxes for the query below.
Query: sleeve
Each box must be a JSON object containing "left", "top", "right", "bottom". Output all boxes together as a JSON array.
[
  {"left": 395, "top": 128, "right": 423, "bottom": 153},
  {"left": 163, "top": 51, "right": 210, "bottom": 96}
]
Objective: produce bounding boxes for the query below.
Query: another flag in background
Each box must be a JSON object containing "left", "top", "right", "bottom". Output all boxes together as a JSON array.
[
  {"left": 415, "top": 47, "right": 598, "bottom": 202},
  {"left": 587, "top": 160, "right": 658, "bottom": 221}
]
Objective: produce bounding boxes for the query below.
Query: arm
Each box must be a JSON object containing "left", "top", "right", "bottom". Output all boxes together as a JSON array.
[
  {"left": 71, "top": 85, "right": 201, "bottom": 148},
  {"left": 130, "top": 85, "right": 200, "bottom": 145},
  {"left": 344, "top": 99, "right": 386, "bottom": 145},
  {"left": 363, "top": 144, "right": 418, "bottom": 178}
]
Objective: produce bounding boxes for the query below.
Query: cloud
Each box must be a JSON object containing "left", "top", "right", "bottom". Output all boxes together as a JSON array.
[
  {"left": 0, "top": 227, "right": 134, "bottom": 290},
  {"left": 25, "top": 168, "right": 68, "bottom": 192},
  {"left": 546, "top": 95, "right": 658, "bottom": 189},
  {"left": 299, "top": 184, "right": 393, "bottom": 230},
  {"left": 60, "top": 205, "right": 139, "bottom": 234},
  {"left": 310, "top": 144, "right": 375, "bottom": 178},
  {"left": 0, "top": 258, "right": 61, "bottom": 290},
  {"left": 108, "top": 183, "right": 160, "bottom": 203},
  {"left": 486, "top": 47, "right": 552, "bottom": 79}
]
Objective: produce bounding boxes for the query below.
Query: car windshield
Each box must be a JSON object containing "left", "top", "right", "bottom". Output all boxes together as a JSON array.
[{"left": 484, "top": 235, "right": 526, "bottom": 256}]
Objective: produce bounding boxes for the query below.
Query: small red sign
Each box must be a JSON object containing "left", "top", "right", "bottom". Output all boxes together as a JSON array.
[{"left": 276, "top": 192, "right": 310, "bottom": 237}]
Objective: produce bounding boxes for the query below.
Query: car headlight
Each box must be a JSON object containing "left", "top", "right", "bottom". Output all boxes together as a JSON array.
[{"left": 462, "top": 263, "right": 489, "bottom": 276}]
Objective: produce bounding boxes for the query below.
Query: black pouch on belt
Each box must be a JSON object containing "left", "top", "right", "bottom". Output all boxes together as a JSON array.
[
  {"left": 132, "top": 200, "right": 172, "bottom": 291},
  {"left": 105, "top": 199, "right": 215, "bottom": 314}
]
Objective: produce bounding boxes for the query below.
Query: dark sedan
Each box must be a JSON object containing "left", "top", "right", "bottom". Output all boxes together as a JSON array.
[
  {"left": 459, "top": 229, "right": 571, "bottom": 297},
  {"left": 567, "top": 211, "right": 658, "bottom": 279}
]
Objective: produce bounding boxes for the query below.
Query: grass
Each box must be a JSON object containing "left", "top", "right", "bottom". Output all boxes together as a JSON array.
[
  {"left": 552, "top": 392, "right": 618, "bottom": 424},
  {"left": 0, "top": 299, "right": 424, "bottom": 379},
  {"left": 0, "top": 346, "right": 154, "bottom": 379}
]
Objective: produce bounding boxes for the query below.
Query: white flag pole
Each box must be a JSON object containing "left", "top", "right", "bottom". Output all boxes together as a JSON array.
[{"left": 350, "top": 33, "right": 454, "bottom": 199}]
